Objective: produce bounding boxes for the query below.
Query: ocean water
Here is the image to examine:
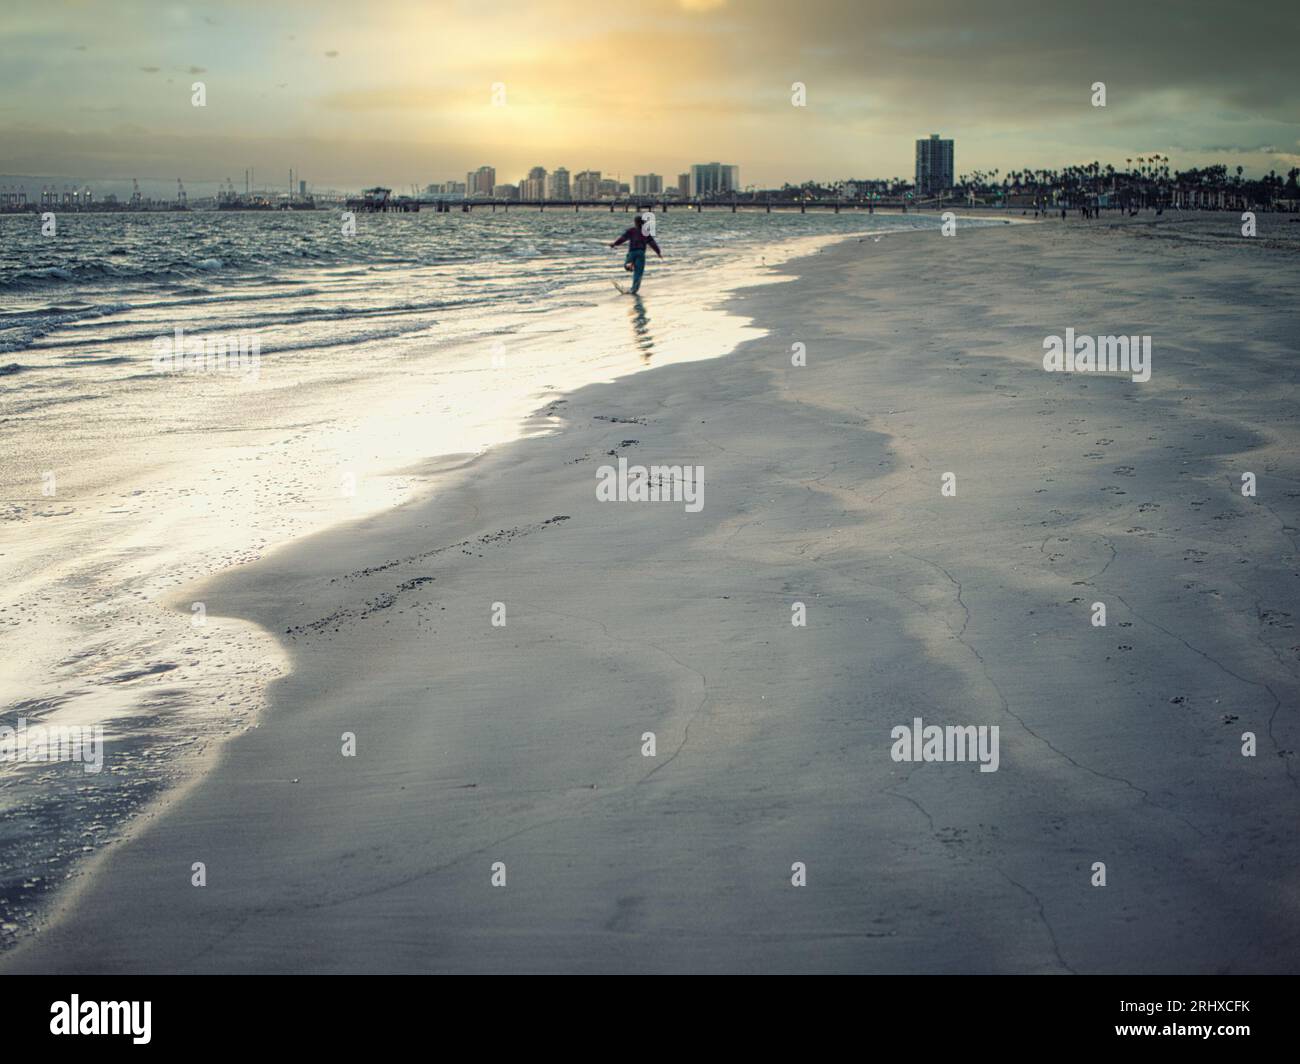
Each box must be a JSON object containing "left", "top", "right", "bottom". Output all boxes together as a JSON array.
[
  {"left": 0, "top": 207, "right": 991, "bottom": 948},
  {"left": 0, "top": 207, "right": 955, "bottom": 350}
]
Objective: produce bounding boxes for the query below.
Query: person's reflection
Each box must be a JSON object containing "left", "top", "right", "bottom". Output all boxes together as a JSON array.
[{"left": 629, "top": 294, "right": 654, "bottom": 363}]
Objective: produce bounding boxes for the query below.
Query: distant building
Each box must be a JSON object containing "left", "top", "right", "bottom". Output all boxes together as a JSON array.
[
  {"left": 467, "top": 166, "right": 496, "bottom": 197},
  {"left": 298, "top": 180, "right": 307, "bottom": 197},
  {"left": 690, "top": 162, "right": 739, "bottom": 198},
  {"left": 424, "top": 181, "right": 466, "bottom": 199},
  {"left": 573, "top": 170, "right": 602, "bottom": 199},
  {"left": 837, "top": 179, "right": 886, "bottom": 200},
  {"left": 547, "top": 167, "right": 570, "bottom": 200},
  {"left": 521, "top": 166, "right": 547, "bottom": 201},
  {"left": 678, "top": 172, "right": 691, "bottom": 199},
  {"left": 914, "top": 134, "right": 954, "bottom": 196},
  {"left": 492, "top": 183, "right": 519, "bottom": 200},
  {"left": 634, "top": 173, "right": 663, "bottom": 196},
  {"left": 599, "top": 179, "right": 623, "bottom": 198}
]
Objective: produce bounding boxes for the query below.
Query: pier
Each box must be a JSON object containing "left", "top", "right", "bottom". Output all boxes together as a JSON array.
[{"left": 439, "top": 198, "right": 919, "bottom": 214}]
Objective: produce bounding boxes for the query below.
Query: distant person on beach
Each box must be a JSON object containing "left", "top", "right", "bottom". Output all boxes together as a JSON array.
[{"left": 610, "top": 215, "right": 662, "bottom": 295}]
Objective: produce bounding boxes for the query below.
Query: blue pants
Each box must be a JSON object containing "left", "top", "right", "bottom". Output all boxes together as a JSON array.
[{"left": 627, "top": 248, "right": 646, "bottom": 293}]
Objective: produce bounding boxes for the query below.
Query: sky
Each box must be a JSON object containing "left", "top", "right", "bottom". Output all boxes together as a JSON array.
[{"left": 1, "top": 0, "right": 1296, "bottom": 194}]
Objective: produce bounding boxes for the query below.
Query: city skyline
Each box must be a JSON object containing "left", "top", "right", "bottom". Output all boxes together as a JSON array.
[
  {"left": 9, "top": 144, "right": 1297, "bottom": 210},
  {"left": 2, "top": 1, "right": 1297, "bottom": 192}
]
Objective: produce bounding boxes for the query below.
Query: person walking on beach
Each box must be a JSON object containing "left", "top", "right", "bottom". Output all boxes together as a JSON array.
[{"left": 610, "top": 215, "right": 662, "bottom": 295}]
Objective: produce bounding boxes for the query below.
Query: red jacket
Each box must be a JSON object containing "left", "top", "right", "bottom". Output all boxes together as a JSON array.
[{"left": 612, "top": 227, "right": 661, "bottom": 255}]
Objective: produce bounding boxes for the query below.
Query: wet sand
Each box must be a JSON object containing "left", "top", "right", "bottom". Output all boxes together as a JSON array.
[
  {"left": 0, "top": 225, "right": 837, "bottom": 948},
  {"left": 6, "top": 212, "right": 1299, "bottom": 973}
]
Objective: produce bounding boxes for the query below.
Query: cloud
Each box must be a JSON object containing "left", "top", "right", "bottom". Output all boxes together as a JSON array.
[
  {"left": 1197, "top": 144, "right": 1281, "bottom": 155},
  {"left": 1, "top": 0, "right": 1296, "bottom": 187}
]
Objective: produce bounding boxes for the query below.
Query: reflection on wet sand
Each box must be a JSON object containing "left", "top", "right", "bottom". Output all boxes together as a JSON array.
[{"left": 629, "top": 294, "right": 654, "bottom": 362}]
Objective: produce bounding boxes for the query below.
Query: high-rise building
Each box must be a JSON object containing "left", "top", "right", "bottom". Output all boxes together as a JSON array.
[
  {"left": 492, "top": 182, "right": 519, "bottom": 200},
  {"left": 521, "top": 166, "right": 547, "bottom": 201},
  {"left": 573, "top": 170, "right": 602, "bottom": 199},
  {"left": 598, "top": 178, "right": 622, "bottom": 198},
  {"left": 689, "top": 163, "right": 739, "bottom": 199},
  {"left": 914, "top": 134, "right": 954, "bottom": 196},
  {"left": 467, "top": 166, "right": 496, "bottom": 197},
  {"left": 546, "top": 167, "right": 570, "bottom": 200},
  {"left": 678, "top": 172, "right": 691, "bottom": 199},
  {"left": 634, "top": 173, "right": 663, "bottom": 196}
]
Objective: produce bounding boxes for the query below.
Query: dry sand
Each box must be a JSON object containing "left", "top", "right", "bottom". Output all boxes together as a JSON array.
[{"left": 6, "top": 212, "right": 1299, "bottom": 973}]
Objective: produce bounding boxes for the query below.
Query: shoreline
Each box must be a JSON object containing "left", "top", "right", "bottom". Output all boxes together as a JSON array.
[
  {"left": 5, "top": 212, "right": 1299, "bottom": 973},
  {"left": 0, "top": 222, "right": 885, "bottom": 956}
]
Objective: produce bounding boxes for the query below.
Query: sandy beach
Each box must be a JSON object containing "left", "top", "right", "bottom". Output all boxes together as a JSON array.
[{"left": 5, "top": 211, "right": 1298, "bottom": 974}]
